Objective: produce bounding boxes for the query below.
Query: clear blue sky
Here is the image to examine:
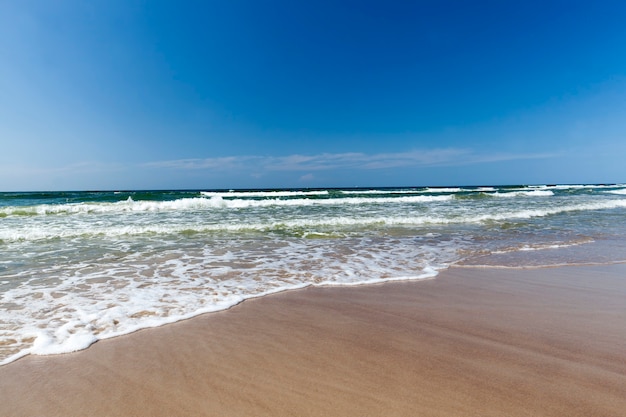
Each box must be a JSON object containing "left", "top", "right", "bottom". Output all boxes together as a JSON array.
[{"left": 1, "top": 0, "right": 626, "bottom": 190}]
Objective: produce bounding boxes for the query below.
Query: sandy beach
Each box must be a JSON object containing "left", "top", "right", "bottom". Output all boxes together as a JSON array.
[{"left": 1, "top": 263, "right": 625, "bottom": 416}]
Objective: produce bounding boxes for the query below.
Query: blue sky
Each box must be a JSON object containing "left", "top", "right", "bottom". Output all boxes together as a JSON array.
[{"left": 1, "top": 0, "right": 626, "bottom": 190}]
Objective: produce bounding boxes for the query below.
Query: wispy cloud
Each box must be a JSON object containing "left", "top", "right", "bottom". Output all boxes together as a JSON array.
[
  {"left": 143, "top": 148, "right": 559, "bottom": 173},
  {"left": 0, "top": 149, "right": 564, "bottom": 191},
  {"left": 143, "top": 156, "right": 262, "bottom": 171}
]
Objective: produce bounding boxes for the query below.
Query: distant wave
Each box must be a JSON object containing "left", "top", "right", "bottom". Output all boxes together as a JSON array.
[
  {"left": 3, "top": 198, "right": 626, "bottom": 242},
  {"left": 605, "top": 188, "right": 626, "bottom": 195},
  {"left": 338, "top": 189, "right": 422, "bottom": 195},
  {"left": 425, "top": 187, "right": 463, "bottom": 193},
  {"left": 0, "top": 194, "right": 455, "bottom": 217},
  {"left": 487, "top": 190, "right": 554, "bottom": 198},
  {"left": 1, "top": 188, "right": 578, "bottom": 218},
  {"left": 200, "top": 190, "right": 329, "bottom": 198}
]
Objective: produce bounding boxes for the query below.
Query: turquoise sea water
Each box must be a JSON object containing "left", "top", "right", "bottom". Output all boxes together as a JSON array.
[{"left": 1, "top": 184, "right": 626, "bottom": 364}]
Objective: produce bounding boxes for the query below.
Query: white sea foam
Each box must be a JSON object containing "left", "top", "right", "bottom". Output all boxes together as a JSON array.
[
  {"left": 466, "top": 199, "right": 626, "bottom": 222},
  {"left": 488, "top": 190, "right": 554, "bottom": 197},
  {"left": 0, "top": 235, "right": 459, "bottom": 365},
  {"left": 529, "top": 184, "right": 624, "bottom": 190},
  {"left": 339, "top": 189, "right": 421, "bottom": 195},
  {"left": 339, "top": 187, "right": 483, "bottom": 195},
  {"left": 2, "top": 198, "right": 626, "bottom": 242},
  {"left": 14, "top": 187, "right": 622, "bottom": 220},
  {"left": 605, "top": 188, "right": 626, "bottom": 195},
  {"left": 425, "top": 187, "right": 463, "bottom": 193},
  {"left": 204, "top": 194, "right": 453, "bottom": 208},
  {"left": 0, "top": 194, "right": 454, "bottom": 218},
  {"left": 490, "top": 239, "right": 594, "bottom": 254},
  {"left": 200, "top": 190, "right": 329, "bottom": 198}
]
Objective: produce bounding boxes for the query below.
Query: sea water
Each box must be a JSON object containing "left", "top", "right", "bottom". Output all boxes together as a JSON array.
[{"left": 1, "top": 184, "right": 626, "bottom": 364}]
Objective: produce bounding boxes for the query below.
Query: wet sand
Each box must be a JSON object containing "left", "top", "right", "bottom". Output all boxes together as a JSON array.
[{"left": 1, "top": 264, "right": 625, "bottom": 416}]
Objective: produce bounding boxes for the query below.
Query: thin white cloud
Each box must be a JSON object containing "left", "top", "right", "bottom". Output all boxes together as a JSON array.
[
  {"left": 0, "top": 149, "right": 566, "bottom": 191},
  {"left": 143, "top": 148, "right": 559, "bottom": 173},
  {"left": 142, "top": 156, "right": 262, "bottom": 170}
]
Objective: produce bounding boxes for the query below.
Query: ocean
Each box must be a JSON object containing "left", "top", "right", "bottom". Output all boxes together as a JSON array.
[{"left": 1, "top": 184, "right": 626, "bottom": 365}]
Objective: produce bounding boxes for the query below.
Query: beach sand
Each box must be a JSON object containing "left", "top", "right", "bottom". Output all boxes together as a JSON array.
[{"left": 1, "top": 264, "right": 625, "bottom": 416}]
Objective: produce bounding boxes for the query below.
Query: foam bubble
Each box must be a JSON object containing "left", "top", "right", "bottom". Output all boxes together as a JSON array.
[{"left": 30, "top": 330, "right": 97, "bottom": 356}]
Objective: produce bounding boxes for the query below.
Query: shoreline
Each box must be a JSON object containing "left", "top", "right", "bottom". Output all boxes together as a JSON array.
[
  {"left": 1, "top": 263, "right": 625, "bottom": 416},
  {"left": 0, "top": 268, "right": 440, "bottom": 367}
]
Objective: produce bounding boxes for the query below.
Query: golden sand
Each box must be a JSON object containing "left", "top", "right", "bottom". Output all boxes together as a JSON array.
[{"left": 1, "top": 264, "right": 625, "bottom": 416}]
